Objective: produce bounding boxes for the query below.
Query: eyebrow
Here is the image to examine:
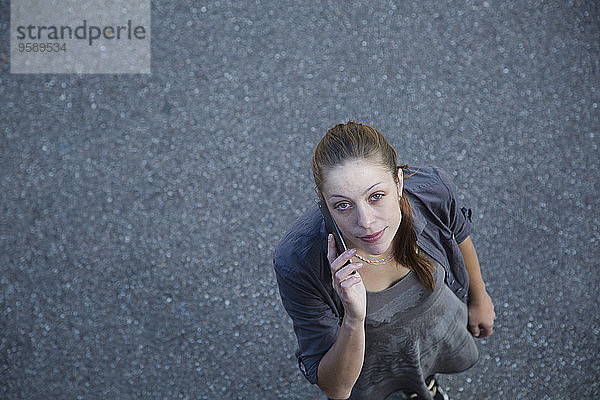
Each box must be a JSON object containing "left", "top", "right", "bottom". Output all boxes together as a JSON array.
[{"left": 328, "top": 182, "right": 384, "bottom": 200}]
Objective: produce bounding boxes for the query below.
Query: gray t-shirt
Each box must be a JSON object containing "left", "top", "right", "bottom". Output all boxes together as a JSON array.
[{"left": 348, "top": 259, "right": 479, "bottom": 399}]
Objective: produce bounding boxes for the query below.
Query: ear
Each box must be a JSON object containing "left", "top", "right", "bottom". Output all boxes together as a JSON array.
[{"left": 396, "top": 167, "right": 404, "bottom": 196}]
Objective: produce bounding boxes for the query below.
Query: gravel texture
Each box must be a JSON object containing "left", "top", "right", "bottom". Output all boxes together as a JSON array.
[{"left": 1, "top": 1, "right": 598, "bottom": 399}]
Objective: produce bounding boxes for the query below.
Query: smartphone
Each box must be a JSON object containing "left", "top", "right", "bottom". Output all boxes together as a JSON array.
[
  {"left": 316, "top": 199, "right": 348, "bottom": 255},
  {"left": 316, "top": 200, "right": 355, "bottom": 273}
]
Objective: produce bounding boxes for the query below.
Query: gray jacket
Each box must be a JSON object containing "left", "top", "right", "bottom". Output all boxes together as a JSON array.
[{"left": 273, "top": 166, "right": 473, "bottom": 384}]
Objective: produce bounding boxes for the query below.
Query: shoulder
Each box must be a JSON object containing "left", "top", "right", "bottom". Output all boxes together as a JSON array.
[
  {"left": 404, "top": 166, "right": 460, "bottom": 224},
  {"left": 404, "top": 166, "right": 456, "bottom": 200},
  {"left": 273, "top": 205, "right": 326, "bottom": 278}
]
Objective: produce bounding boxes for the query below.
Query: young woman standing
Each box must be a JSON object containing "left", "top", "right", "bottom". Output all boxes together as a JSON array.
[{"left": 274, "top": 121, "right": 495, "bottom": 399}]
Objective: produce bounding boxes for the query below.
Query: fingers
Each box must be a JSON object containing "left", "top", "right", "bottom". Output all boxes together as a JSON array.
[
  {"left": 468, "top": 323, "right": 481, "bottom": 338},
  {"left": 478, "top": 322, "right": 494, "bottom": 338},
  {"left": 469, "top": 321, "right": 494, "bottom": 338},
  {"left": 339, "top": 273, "right": 363, "bottom": 289},
  {"left": 326, "top": 234, "right": 338, "bottom": 265},
  {"left": 335, "top": 263, "right": 363, "bottom": 291},
  {"left": 327, "top": 234, "right": 357, "bottom": 273},
  {"left": 334, "top": 262, "right": 364, "bottom": 302}
]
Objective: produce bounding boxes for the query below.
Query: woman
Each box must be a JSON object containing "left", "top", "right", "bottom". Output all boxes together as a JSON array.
[{"left": 274, "top": 121, "right": 495, "bottom": 399}]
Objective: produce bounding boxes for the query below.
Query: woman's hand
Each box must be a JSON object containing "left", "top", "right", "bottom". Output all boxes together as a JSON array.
[
  {"left": 467, "top": 288, "right": 495, "bottom": 338},
  {"left": 327, "top": 234, "right": 367, "bottom": 323}
]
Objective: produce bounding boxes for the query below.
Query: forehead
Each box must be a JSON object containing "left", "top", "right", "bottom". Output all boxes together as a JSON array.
[{"left": 322, "top": 158, "right": 393, "bottom": 195}]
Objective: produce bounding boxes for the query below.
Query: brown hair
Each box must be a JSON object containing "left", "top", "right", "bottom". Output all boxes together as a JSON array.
[{"left": 312, "top": 121, "right": 435, "bottom": 291}]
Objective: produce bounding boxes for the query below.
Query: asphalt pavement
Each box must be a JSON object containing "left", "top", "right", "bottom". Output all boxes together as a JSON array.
[{"left": 1, "top": 1, "right": 599, "bottom": 399}]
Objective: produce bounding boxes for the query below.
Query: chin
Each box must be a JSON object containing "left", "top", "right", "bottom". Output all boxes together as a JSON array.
[{"left": 359, "top": 240, "right": 393, "bottom": 257}]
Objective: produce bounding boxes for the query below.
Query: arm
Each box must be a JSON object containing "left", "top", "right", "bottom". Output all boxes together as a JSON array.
[
  {"left": 316, "top": 234, "right": 366, "bottom": 399},
  {"left": 458, "top": 235, "right": 495, "bottom": 338},
  {"left": 317, "top": 314, "right": 365, "bottom": 399}
]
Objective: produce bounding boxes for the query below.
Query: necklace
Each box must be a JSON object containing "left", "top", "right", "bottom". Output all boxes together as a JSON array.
[{"left": 354, "top": 253, "right": 394, "bottom": 265}]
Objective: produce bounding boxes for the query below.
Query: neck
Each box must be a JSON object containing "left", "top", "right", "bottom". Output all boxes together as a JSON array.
[{"left": 354, "top": 251, "right": 394, "bottom": 266}]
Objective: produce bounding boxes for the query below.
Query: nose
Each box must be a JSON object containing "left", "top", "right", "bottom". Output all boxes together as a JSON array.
[{"left": 355, "top": 203, "right": 375, "bottom": 230}]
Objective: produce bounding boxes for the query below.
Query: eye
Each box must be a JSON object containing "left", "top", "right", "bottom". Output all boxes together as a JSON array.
[
  {"left": 334, "top": 201, "right": 351, "bottom": 211},
  {"left": 370, "top": 192, "right": 384, "bottom": 201}
]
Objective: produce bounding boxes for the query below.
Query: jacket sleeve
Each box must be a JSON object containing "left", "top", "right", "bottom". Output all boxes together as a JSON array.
[
  {"left": 434, "top": 167, "right": 473, "bottom": 244},
  {"left": 273, "top": 257, "right": 340, "bottom": 384}
]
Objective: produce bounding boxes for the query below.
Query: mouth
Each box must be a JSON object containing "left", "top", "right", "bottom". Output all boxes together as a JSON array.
[{"left": 359, "top": 228, "right": 387, "bottom": 243}]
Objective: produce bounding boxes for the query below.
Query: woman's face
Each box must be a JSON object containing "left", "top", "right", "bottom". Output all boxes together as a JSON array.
[{"left": 320, "top": 157, "right": 403, "bottom": 258}]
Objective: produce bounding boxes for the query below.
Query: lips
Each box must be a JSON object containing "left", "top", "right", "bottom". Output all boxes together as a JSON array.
[{"left": 359, "top": 227, "right": 386, "bottom": 243}]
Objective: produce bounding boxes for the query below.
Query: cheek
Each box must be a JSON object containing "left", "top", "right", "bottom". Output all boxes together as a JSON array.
[
  {"left": 386, "top": 200, "right": 402, "bottom": 227},
  {"left": 335, "top": 215, "right": 354, "bottom": 235},
  {"left": 383, "top": 197, "right": 401, "bottom": 215}
]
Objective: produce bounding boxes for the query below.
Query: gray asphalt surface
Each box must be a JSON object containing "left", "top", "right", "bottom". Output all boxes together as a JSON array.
[{"left": 1, "top": 1, "right": 599, "bottom": 399}]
